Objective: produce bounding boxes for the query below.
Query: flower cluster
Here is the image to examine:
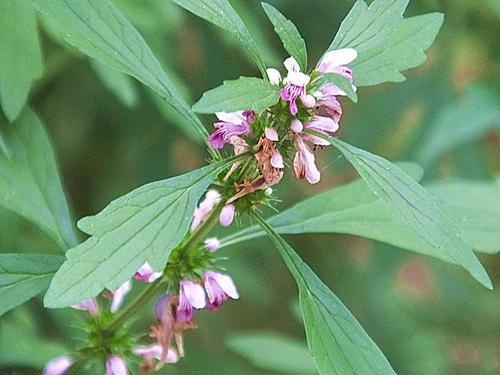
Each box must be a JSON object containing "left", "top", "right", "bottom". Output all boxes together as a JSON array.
[{"left": 208, "top": 48, "right": 357, "bottom": 191}]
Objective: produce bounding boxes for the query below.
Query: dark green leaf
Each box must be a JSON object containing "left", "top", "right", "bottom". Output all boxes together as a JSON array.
[
  {"left": 0, "top": 254, "right": 63, "bottom": 317},
  {"left": 262, "top": 3, "right": 307, "bottom": 71},
  {"left": 192, "top": 77, "right": 280, "bottom": 114},
  {"left": 0, "top": 109, "right": 78, "bottom": 249},
  {"left": 322, "top": 73, "right": 358, "bottom": 103},
  {"left": 170, "top": 0, "right": 267, "bottom": 77},
  {"left": 254, "top": 214, "right": 395, "bottom": 375},
  {"left": 0, "top": 0, "right": 43, "bottom": 121},
  {"left": 44, "top": 161, "right": 231, "bottom": 308},
  {"left": 227, "top": 332, "right": 316, "bottom": 375},
  {"left": 32, "top": 0, "right": 210, "bottom": 148},
  {"left": 328, "top": 137, "right": 491, "bottom": 289}
]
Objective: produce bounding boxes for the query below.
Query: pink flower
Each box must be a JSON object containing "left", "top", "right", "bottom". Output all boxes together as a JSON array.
[
  {"left": 280, "top": 57, "right": 311, "bottom": 115},
  {"left": 204, "top": 237, "right": 221, "bottom": 252},
  {"left": 191, "top": 189, "right": 221, "bottom": 231},
  {"left": 135, "top": 262, "right": 162, "bottom": 283},
  {"left": 208, "top": 111, "right": 255, "bottom": 149},
  {"left": 111, "top": 280, "right": 132, "bottom": 313},
  {"left": 219, "top": 204, "right": 236, "bottom": 227},
  {"left": 302, "top": 116, "right": 339, "bottom": 146},
  {"left": 71, "top": 299, "right": 98, "bottom": 315},
  {"left": 106, "top": 355, "right": 128, "bottom": 375},
  {"left": 177, "top": 280, "right": 206, "bottom": 322},
  {"left": 134, "top": 344, "right": 178, "bottom": 371},
  {"left": 315, "top": 86, "right": 343, "bottom": 123},
  {"left": 293, "top": 135, "right": 321, "bottom": 184},
  {"left": 43, "top": 355, "right": 72, "bottom": 375},
  {"left": 317, "top": 48, "right": 357, "bottom": 96},
  {"left": 203, "top": 271, "right": 239, "bottom": 311}
]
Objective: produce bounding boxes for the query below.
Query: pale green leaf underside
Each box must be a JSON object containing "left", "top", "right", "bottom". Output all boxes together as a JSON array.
[
  {"left": 0, "top": 0, "right": 43, "bottom": 121},
  {"left": 32, "top": 0, "right": 209, "bottom": 144},
  {"left": 171, "top": 0, "right": 267, "bottom": 77},
  {"left": 44, "top": 161, "right": 230, "bottom": 308},
  {"left": 227, "top": 332, "right": 316, "bottom": 375},
  {"left": 328, "top": 0, "right": 442, "bottom": 87},
  {"left": 323, "top": 73, "right": 358, "bottom": 103},
  {"left": 255, "top": 216, "right": 395, "bottom": 375},
  {"left": 262, "top": 2, "right": 307, "bottom": 71},
  {"left": 90, "top": 60, "right": 139, "bottom": 108},
  {"left": 222, "top": 166, "right": 500, "bottom": 259},
  {"left": 416, "top": 85, "right": 500, "bottom": 167},
  {"left": 192, "top": 77, "right": 280, "bottom": 114},
  {"left": 329, "top": 138, "right": 491, "bottom": 289},
  {"left": 0, "top": 109, "right": 77, "bottom": 250},
  {"left": 0, "top": 254, "right": 63, "bottom": 317}
]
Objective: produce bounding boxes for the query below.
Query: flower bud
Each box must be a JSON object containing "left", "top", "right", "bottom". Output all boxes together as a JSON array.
[
  {"left": 291, "top": 119, "right": 303, "bottom": 133},
  {"left": 43, "top": 355, "right": 72, "bottom": 375},
  {"left": 106, "top": 355, "right": 128, "bottom": 375},
  {"left": 219, "top": 204, "right": 235, "bottom": 227},
  {"left": 204, "top": 237, "right": 221, "bottom": 252}
]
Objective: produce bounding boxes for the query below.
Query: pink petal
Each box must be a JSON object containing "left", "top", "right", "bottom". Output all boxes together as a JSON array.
[
  {"left": 271, "top": 149, "right": 284, "bottom": 169},
  {"left": 265, "top": 127, "right": 279, "bottom": 141},
  {"left": 71, "top": 299, "right": 98, "bottom": 315},
  {"left": 106, "top": 355, "right": 128, "bottom": 375},
  {"left": 301, "top": 94, "right": 316, "bottom": 108},
  {"left": 204, "top": 237, "right": 221, "bottom": 252},
  {"left": 135, "top": 262, "right": 162, "bottom": 283},
  {"left": 181, "top": 280, "right": 206, "bottom": 309},
  {"left": 317, "top": 48, "right": 358, "bottom": 72},
  {"left": 213, "top": 273, "right": 239, "bottom": 300},
  {"left": 111, "top": 280, "right": 132, "bottom": 313},
  {"left": 219, "top": 204, "right": 235, "bottom": 227},
  {"left": 43, "top": 355, "right": 72, "bottom": 375},
  {"left": 290, "top": 119, "right": 303, "bottom": 133}
]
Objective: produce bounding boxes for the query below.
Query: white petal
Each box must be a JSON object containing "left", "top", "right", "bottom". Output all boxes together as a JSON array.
[
  {"left": 111, "top": 280, "right": 132, "bottom": 313},
  {"left": 184, "top": 282, "right": 206, "bottom": 309},
  {"left": 320, "top": 48, "right": 358, "bottom": 69},
  {"left": 287, "top": 71, "right": 310, "bottom": 87},
  {"left": 266, "top": 68, "right": 282, "bottom": 85},
  {"left": 284, "top": 56, "right": 300, "bottom": 72},
  {"left": 215, "top": 111, "right": 245, "bottom": 124},
  {"left": 214, "top": 273, "right": 239, "bottom": 299},
  {"left": 265, "top": 127, "right": 279, "bottom": 141}
]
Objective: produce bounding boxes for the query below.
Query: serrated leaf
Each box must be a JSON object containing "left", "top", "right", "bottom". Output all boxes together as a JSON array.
[
  {"left": 262, "top": 3, "right": 307, "bottom": 71},
  {"left": 0, "top": 0, "right": 43, "bottom": 121},
  {"left": 254, "top": 215, "right": 395, "bottom": 375},
  {"left": 90, "top": 60, "right": 139, "bottom": 108},
  {"left": 416, "top": 85, "right": 500, "bottom": 167},
  {"left": 227, "top": 332, "right": 316, "bottom": 375},
  {"left": 352, "top": 13, "right": 444, "bottom": 86},
  {"left": 170, "top": 0, "right": 267, "bottom": 77},
  {"left": 44, "top": 161, "right": 231, "bottom": 308},
  {"left": 328, "top": 137, "right": 491, "bottom": 289},
  {"left": 222, "top": 165, "right": 500, "bottom": 264},
  {"left": 32, "top": 0, "right": 210, "bottom": 147},
  {"left": 322, "top": 73, "right": 358, "bottom": 103},
  {"left": 327, "top": 0, "right": 442, "bottom": 87},
  {"left": 0, "top": 254, "right": 63, "bottom": 317},
  {"left": 192, "top": 77, "right": 280, "bottom": 114},
  {"left": 0, "top": 109, "right": 77, "bottom": 249}
]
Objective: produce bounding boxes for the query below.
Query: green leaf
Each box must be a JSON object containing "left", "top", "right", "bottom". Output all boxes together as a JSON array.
[
  {"left": 262, "top": 3, "right": 307, "bottom": 71},
  {"left": 327, "top": 137, "right": 491, "bottom": 289},
  {"left": 170, "top": 0, "right": 267, "bottom": 78},
  {"left": 416, "top": 85, "right": 500, "bottom": 167},
  {"left": 222, "top": 165, "right": 500, "bottom": 262},
  {"left": 90, "top": 60, "right": 139, "bottom": 108},
  {"left": 327, "top": 0, "right": 443, "bottom": 87},
  {"left": 0, "top": 0, "right": 43, "bottom": 121},
  {"left": 44, "top": 161, "right": 231, "bottom": 308},
  {"left": 0, "top": 109, "right": 78, "bottom": 249},
  {"left": 0, "top": 254, "right": 63, "bottom": 317},
  {"left": 352, "top": 13, "right": 444, "bottom": 86},
  {"left": 253, "top": 214, "right": 395, "bottom": 375},
  {"left": 322, "top": 73, "right": 358, "bottom": 103},
  {"left": 192, "top": 77, "right": 280, "bottom": 114},
  {"left": 227, "top": 332, "right": 317, "bottom": 375},
  {"left": 32, "top": 0, "right": 210, "bottom": 148}
]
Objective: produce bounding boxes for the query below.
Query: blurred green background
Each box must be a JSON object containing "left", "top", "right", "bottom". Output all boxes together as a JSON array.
[{"left": 1, "top": 0, "right": 499, "bottom": 374}]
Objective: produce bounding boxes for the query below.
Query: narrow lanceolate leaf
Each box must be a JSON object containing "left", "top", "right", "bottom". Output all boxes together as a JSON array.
[
  {"left": 91, "top": 60, "right": 139, "bottom": 108},
  {"left": 44, "top": 161, "right": 231, "bottom": 308},
  {"left": 0, "top": 0, "right": 43, "bottom": 121},
  {"left": 32, "top": 0, "right": 210, "bottom": 147},
  {"left": 327, "top": 137, "right": 491, "bottom": 289},
  {"left": 171, "top": 0, "right": 267, "bottom": 78},
  {"left": 0, "top": 254, "right": 63, "bottom": 317},
  {"left": 254, "top": 214, "right": 395, "bottom": 375},
  {"left": 192, "top": 77, "right": 280, "bottom": 114},
  {"left": 352, "top": 13, "right": 444, "bottom": 86},
  {"left": 327, "top": 0, "right": 443, "bottom": 87},
  {"left": 322, "top": 73, "right": 358, "bottom": 103},
  {"left": 222, "top": 165, "right": 500, "bottom": 261},
  {"left": 416, "top": 85, "right": 500, "bottom": 167},
  {"left": 262, "top": 3, "right": 307, "bottom": 71},
  {"left": 0, "top": 109, "right": 78, "bottom": 250}
]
